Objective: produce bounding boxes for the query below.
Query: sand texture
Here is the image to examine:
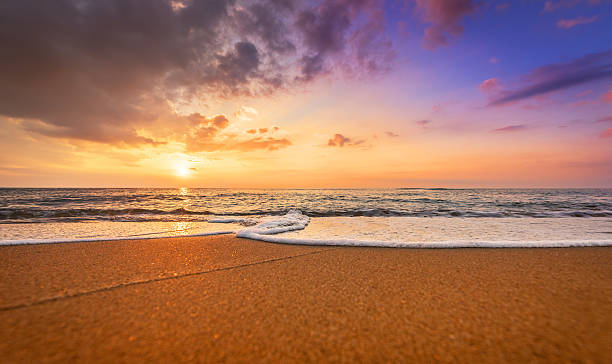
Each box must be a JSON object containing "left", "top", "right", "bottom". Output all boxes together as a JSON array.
[{"left": 1, "top": 235, "right": 611, "bottom": 363}]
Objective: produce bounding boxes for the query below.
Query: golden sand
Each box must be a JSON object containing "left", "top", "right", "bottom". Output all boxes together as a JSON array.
[{"left": 1, "top": 235, "right": 611, "bottom": 363}]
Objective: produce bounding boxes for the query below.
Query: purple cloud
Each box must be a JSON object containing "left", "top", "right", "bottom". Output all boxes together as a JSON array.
[
  {"left": 492, "top": 125, "right": 527, "bottom": 133},
  {"left": 415, "top": 0, "right": 478, "bottom": 49},
  {"left": 597, "top": 116, "right": 612, "bottom": 123},
  {"left": 489, "top": 50, "right": 612, "bottom": 106},
  {"left": 557, "top": 15, "right": 599, "bottom": 29}
]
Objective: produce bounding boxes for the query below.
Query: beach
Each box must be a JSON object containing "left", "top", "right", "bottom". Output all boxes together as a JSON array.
[{"left": 1, "top": 235, "right": 611, "bottom": 363}]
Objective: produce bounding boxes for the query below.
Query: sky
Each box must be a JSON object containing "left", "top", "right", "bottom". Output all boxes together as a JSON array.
[{"left": 0, "top": 0, "right": 611, "bottom": 188}]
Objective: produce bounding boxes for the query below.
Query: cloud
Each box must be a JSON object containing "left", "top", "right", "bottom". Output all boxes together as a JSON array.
[
  {"left": 489, "top": 50, "right": 612, "bottom": 106},
  {"left": 234, "top": 106, "right": 259, "bottom": 121},
  {"left": 415, "top": 0, "right": 478, "bottom": 49},
  {"left": 184, "top": 113, "right": 291, "bottom": 153},
  {"left": 479, "top": 78, "right": 501, "bottom": 94},
  {"left": 602, "top": 89, "right": 612, "bottom": 103},
  {"left": 294, "top": 0, "right": 394, "bottom": 81},
  {"left": 597, "top": 116, "right": 612, "bottom": 123},
  {"left": 328, "top": 133, "right": 351, "bottom": 147},
  {"left": 234, "top": 137, "right": 292, "bottom": 151},
  {"left": 492, "top": 125, "right": 527, "bottom": 133},
  {"left": 557, "top": 15, "right": 599, "bottom": 29},
  {"left": 0, "top": 0, "right": 394, "bottom": 146},
  {"left": 542, "top": 0, "right": 581, "bottom": 13},
  {"left": 385, "top": 131, "right": 399, "bottom": 137},
  {"left": 601, "top": 127, "right": 612, "bottom": 138},
  {"left": 489, "top": 57, "right": 500, "bottom": 64}
]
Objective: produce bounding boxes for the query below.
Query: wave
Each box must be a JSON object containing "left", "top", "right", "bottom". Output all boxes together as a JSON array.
[
  {"left": 0, "top": 207, "right": 212, "bottom": 221},
  {"left": 4, "top": 210, "right": 612, "bottom": 248},
  {"left": 2, "top": 206, "right": 612, "bottom": 223}
]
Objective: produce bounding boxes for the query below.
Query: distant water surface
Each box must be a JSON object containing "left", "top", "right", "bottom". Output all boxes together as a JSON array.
[{"left": 1, "top": 188, "right": 611, "bottom": 246}]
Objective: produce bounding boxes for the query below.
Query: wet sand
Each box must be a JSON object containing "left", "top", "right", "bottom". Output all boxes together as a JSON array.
[{"left": 1, "top": 235, "right": 611, "bottom": 363}]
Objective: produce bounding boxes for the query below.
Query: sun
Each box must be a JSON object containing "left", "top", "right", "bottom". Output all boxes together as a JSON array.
[{"left": 174, "top": 163, "right": 191, "bottom": 177}]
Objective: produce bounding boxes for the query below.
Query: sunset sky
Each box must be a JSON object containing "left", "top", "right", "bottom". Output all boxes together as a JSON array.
[{"left": 1, "top": 0, "right": 611, "bottom": 188}]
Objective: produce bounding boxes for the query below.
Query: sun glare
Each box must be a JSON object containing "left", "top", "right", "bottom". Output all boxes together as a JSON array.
[{"left": 175, "top": 164, "right": 191, "bottom": 177}]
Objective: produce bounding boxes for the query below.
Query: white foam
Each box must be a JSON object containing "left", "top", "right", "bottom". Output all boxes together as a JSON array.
[
  {"left": 236, "top": 209, "right": 309, "bottom": 236},
  {"left": 0, "top": 230, "right": 234, "bottom": 246},
  {"left": 234, "top": 211, "right": 612, "bottom": 248},
  {"left": 236, "top": 233, "right": 612, "bottom": 248}
]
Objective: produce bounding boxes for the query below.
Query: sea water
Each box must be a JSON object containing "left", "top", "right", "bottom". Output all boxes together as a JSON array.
[{"left": 1, "top": 188, "right": 611, "bottom": 247}]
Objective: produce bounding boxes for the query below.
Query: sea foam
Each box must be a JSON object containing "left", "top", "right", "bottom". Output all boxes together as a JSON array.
[{"left": 235, "top": 210, "right": 612, "bottom": 248}]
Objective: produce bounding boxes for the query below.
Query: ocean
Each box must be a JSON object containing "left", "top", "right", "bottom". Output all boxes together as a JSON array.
[{"left": 1, "top": 188, "right": 611, "bottom": 247}]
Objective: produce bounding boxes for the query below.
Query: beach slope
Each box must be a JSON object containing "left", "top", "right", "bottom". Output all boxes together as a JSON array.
[{"left": 1, "top": 235, "right": 611, "bottom": 363}]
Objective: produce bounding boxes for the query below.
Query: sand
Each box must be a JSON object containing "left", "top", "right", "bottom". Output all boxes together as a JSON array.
[{"left": 1, "top": 235, "right": 611, "bottom": 363}]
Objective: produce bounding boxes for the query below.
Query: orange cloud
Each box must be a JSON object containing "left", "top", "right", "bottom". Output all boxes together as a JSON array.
[
  {"left": 328, "top": 134, "right": 351, "bottom": 147},
  {"left": 185, "top": 114, "right": 291, "bottom": 153},
  {"left": 235, "top": 137, "right": 292, "bottom": 151},
  {"left": 600, "top": 127, "right": 612, "bottom": 138}
]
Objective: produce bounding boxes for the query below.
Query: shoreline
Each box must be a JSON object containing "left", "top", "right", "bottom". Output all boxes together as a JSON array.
[
  {"left": 3, "top": 231, "right": 612, "bottom": 248},
  {"left": 1, "top": 235, "right": 611, "bottom": 362}
]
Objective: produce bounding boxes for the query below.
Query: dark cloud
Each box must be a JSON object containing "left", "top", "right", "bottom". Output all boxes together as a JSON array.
[
  {"left": 233, "top": 2, "right": 296, "bottom": 54},
  {"left": 295, "top": 0, "right": 394, "bottom": 81},
  {"left": 415, "top": 119, "right": 432, "bottom": 126},
  {"left": 492, "top": 125, "right": 527, "bottom": 133},
  {"left": 489, "top": 50, "right": 612, "bottom": 106},
  {"left": 0, "top": 0, "right": 394, "bottom": 146},
  {"left": 415, "top": 0, "right": 478, "bottom": 49},
  {"left": 385, "top": 131, "right": 399, "bottom": 137}
]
